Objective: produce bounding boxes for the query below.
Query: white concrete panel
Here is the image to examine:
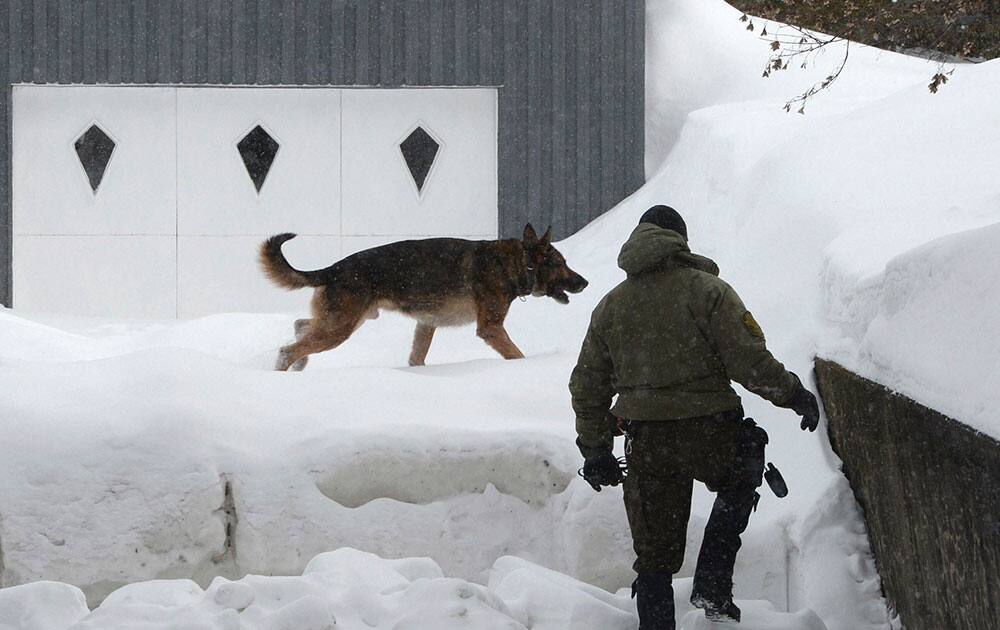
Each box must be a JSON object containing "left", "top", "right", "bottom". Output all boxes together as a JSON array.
[
  {"left": 12, "top": 86, "right": 176, "bottom": 236},
  {"left": 341, "top": 88, "right": 497, "bottom": 238},
  {"left": 176, "top": 235, "right": 342, "bottom": 318},
  {"left": 177, "top": 88, "right": 341, "bottom": 237},
  {"left": 13, "top": 236, "right": 176, "bottom": 318}
]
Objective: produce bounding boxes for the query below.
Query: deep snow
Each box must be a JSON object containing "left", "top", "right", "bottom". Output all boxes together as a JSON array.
[
  {"left": 0, "top": 551, "right": 831, "bottom": 630},
  {"left": 643, "top": 1, "right": 1000, "bottom": 439},
  {"left": 2, "top": 0, "right": 998, "bottom": 628}
]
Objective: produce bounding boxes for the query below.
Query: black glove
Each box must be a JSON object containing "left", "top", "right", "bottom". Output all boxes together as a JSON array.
[
  {"left": 577, "top": 438, "right": 624, "bottom": 492},
  {"left": 582, "top": 451, "right": 624, "bottom": 492},
  {"left": 784, "top": 374, "right": 820, "bottom": 432}
]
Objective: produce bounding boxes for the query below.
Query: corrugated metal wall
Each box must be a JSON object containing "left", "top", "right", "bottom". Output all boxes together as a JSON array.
[{"left": 0, "top": 0, "right": 645, "bottom": 307}]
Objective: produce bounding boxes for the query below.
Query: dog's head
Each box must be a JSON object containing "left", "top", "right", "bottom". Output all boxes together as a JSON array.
[{"left": 522, "top": 223, "right": 589, "bottom": 304}]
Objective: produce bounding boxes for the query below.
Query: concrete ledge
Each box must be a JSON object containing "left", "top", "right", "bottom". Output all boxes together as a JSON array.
[{"left": 815, "top": 359, "right": 999, "bottom": 630}]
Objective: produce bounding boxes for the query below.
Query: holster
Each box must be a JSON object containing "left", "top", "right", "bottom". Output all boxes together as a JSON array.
[
  {"left": 738, "top": 417, "right": 768, "bottom": 490},
  {"left": 740, "top": 417, "right": 788, "bottom": 499}
]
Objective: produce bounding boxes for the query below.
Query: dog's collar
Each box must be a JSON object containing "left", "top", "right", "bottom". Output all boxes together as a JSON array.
[{"left": 518, "top": 254, "right": 536, "bottom": 298}]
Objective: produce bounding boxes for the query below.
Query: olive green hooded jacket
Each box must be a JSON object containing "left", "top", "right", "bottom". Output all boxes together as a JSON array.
[{"left": 569, "top": 223, "right": 798, "bottom": 450}]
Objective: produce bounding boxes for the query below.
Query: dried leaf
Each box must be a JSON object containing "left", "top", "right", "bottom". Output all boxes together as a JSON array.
[
  {"left": 928, "top": 72, "right": 949, "bottom": 94},
  {"left": 771, "top": 40, "right": 781, "bottom": 51}
]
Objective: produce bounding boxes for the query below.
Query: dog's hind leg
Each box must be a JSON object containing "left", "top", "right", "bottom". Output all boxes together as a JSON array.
[
  {"left": 286, "top": 319, "right": 313, "bottom": 370},
  {"left": 275, "top": 294, "right": 371, "bottom": 371},
  {"left": 408, "top": 323, "right": 436, "bottom": 367},
  {"left": 293, "top": 318, "right": 311, "bottom": 339},
  {"left": 276, "top": 339, "right": 318, "bottom": 371},
  {"left": 275, "top": 320, "right": 360, "bottom": 371}
]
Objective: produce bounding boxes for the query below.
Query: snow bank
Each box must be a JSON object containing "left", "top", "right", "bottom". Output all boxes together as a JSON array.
[
  {"left": 0, "top": 550, "right": 831, "bottom": 630},
  {"left": 0, "top": 336, "right": 634, "bottom": 603},
  {"left": 820, "top": 222, "right": 1000, "bottom": 437},
  {"left": 0, "top": 582, "right": 89, "bottom": 630},
  {"left": 644, "top": 0, "right": 932, "bottom": 173},
  {"left": 1, "top": 551, "right": 637, "bottom": 630}
]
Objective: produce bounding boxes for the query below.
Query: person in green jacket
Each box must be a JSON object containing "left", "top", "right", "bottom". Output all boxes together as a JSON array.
[{"left": 569, "top": 205, "right": 819, "bottom": 630}]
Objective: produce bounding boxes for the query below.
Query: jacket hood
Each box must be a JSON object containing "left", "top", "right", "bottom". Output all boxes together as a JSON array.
[{"left": 617, "top": 223, "right": 720, "bottom": 276}]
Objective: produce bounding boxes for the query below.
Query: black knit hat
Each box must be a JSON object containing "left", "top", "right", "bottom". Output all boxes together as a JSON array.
[{"left": 639, "top": 205, "right": 687, "bottom": 240}]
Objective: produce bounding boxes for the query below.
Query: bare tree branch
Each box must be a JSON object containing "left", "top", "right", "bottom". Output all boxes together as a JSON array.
[{"left": 734, "top": 1, "right": 988, "bottom": 112}]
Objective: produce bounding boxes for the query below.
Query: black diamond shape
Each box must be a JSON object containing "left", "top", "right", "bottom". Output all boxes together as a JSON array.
[
  {"left": 399, "top": 126, "right": 440, "bottom": 194},
  {"left": 237, "top": 125, "right": 280, "bottom": 193},
  {"left": 74, "top": 124, "right": 116, "bottom": 193}
]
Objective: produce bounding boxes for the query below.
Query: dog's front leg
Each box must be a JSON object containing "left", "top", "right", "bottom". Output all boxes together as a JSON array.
[
  {"left": 476, "top": 299, "right": 524, "bottom": 360},
  {"left": 477, "top": 324, "right": 525, "bottom": 359},
  {"left": 477, "top": 300, "right": 523, "bottom": 359}
]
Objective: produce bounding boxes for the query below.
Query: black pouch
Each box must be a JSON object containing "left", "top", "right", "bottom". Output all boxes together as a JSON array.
[{"left": 765, "top": 463, "right": 788, "bottom": 498}]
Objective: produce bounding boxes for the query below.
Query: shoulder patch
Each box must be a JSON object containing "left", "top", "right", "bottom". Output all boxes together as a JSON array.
[{"left": 743, "top": 311, "right": 765, "bottom": 340}]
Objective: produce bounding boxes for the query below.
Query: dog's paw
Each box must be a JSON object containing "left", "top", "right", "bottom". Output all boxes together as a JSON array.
[
  {"left": 274, "top": 349, "right": 291, "bottom": 371},
  {"left": 290, "top": 357, "right": 309, "bottom": 371}
]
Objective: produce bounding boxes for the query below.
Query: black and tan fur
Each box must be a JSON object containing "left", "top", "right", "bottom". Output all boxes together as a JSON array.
[{"left": 259, "top": 224, "right": 588, "bottom": 370}]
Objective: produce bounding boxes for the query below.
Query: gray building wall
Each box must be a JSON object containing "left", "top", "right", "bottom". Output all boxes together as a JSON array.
[{"left": 0, "top": 0, "right": 645, "bottom": 308}]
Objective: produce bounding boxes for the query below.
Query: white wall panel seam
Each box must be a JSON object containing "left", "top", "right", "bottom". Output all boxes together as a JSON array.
[
  {"left": 339, "top": 87, "right": 343, "bottom": 256},
  {"left": 174, "top": 86, "right": 179, "bottom": 317}
]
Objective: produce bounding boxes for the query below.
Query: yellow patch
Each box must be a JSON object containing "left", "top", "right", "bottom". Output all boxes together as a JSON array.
[{"left": 743, "top": 312, "right": 765, "bottom": 340}]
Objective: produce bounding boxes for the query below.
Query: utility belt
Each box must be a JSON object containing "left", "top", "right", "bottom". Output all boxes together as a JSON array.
[{"left": 617, "top": 414, "right": 788, "bottom": 502}]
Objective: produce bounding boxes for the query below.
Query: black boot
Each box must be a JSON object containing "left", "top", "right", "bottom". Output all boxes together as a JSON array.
[
  {"left": 632, "top": 572, "right": 675, "bottom": 630},
  {"left": 690, "top": 591, "right": 741, "bottom": 623}
]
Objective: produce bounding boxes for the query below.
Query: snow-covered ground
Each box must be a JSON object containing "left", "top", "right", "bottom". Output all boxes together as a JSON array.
[{"left": 2, "top": 0, "right": 998, "bottom": 628}]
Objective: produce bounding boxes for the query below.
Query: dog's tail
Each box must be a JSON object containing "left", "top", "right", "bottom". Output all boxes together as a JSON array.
[{"left": 259, "top": 233, "right": 323, "bottom": 290}]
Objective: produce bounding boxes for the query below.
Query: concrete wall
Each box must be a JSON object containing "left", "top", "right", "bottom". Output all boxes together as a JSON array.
[
  {"left": 815, "top": 359, "right": 1000, "bottom": 630},
  {"left": 0, "top": 0, "right": 646, "bottom": 307}
]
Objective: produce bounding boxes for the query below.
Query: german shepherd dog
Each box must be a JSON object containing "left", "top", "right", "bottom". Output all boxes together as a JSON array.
[{"left": 259, "top": 224, "right": 588, "bottom": 370}]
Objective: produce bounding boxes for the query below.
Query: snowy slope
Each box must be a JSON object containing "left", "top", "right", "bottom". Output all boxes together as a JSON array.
[
  {"left": 642, "top": 0, "right": 1000, "bottom": 437},
  {"left": 2, "top": 0, "right": 998, "bottom": 628},
  {"left": 643, "top": 0, "right": 933, "bottom": 174}
]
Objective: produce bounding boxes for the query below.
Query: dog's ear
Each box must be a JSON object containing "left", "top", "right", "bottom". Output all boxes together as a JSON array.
[
  {"left": 523, "top": 223, "right": 539, "bottom": 246},
  {"left": 540, "top": 226, "right": 552, "bottom": 248}
]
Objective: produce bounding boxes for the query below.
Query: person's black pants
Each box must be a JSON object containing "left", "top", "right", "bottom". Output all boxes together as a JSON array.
[{"left": 623, "top": 410, "right": 764, "bottom": 625}]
